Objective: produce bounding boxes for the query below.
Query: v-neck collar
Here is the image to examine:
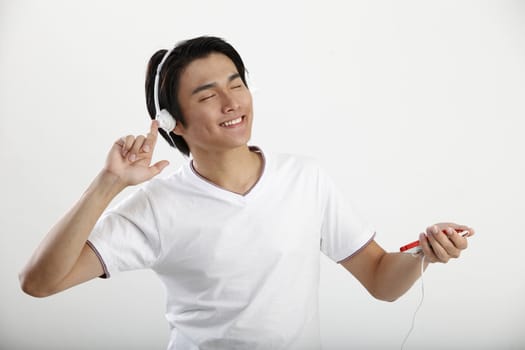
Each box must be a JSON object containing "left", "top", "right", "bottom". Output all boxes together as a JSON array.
[{"left": 185, "top": 146, "right": 268, "bottom": 204}]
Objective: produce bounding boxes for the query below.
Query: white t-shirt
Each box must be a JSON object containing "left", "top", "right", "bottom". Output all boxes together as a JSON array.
[{"left": 88, "top": 147, "right": 375, "bottom": 350}]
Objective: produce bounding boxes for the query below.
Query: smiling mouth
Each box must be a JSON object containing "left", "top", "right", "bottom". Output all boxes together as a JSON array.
[{"left": 220, "top": 116, "right": 245, "bottom": 127}]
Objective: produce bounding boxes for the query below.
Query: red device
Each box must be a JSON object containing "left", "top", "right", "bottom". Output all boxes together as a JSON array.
[{"left": 400, "top": 230, "right": 469, "bottom": 254}]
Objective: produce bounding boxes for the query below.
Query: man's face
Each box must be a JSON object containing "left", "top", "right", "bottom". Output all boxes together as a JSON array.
[{"left": 175, "top": 53, "right": 253, "bottom": 155}]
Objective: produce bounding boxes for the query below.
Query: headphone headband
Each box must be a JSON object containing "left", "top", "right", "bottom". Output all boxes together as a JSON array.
[
  {"left": 153, "top": 47, "right": 177, "bottom": 133},
  {"left": 153, "top": 47, "right": 176, "bottom": 115}
]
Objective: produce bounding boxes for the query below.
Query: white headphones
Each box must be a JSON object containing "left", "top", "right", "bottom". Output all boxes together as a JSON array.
[{"left": 154, "top": 48, "right": 177, "bottom": 132}]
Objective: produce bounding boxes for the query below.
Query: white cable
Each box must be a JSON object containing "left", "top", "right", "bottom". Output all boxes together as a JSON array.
[{"left": 400, "top": 255, "right": 426, "bottom": 350}]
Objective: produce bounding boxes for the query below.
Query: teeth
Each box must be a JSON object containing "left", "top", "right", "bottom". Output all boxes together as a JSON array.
[{"left": 221, "top": 117, "right": 243, "bottom": 127}]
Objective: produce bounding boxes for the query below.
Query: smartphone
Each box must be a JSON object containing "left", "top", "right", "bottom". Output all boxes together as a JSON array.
[{"left": 400, "top": 230, "right": 470, "bottom": 254}]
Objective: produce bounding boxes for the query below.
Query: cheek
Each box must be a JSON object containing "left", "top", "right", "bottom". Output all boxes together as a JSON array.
[
  {"left": 185, "top": 108, "right": 219, "bottom": 135},
  {"left": 185, "top": 103, "right": 213, "bottom": 123},
  {"left": 241, "top": 91, "right": 253, "bottom": 110}
]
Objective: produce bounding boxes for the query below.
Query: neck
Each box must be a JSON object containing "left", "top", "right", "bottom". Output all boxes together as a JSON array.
[{"left": 191, "top": 145, "right": 263, "bottom": 195}]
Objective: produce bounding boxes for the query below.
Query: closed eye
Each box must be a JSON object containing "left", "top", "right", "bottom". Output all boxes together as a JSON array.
[{"left": 199, "top": 94, "right": 215, "bottom": 102}]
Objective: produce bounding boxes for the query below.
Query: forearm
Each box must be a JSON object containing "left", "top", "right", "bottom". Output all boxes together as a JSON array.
[
  {"left": 19, "top": 170, "right": 125, "bottom": 294},
  {"left": 372, "top": 252, "right": 428, "bottom": 302}
]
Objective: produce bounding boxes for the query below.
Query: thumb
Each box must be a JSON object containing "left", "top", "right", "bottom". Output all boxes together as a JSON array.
[{"left": 148, "top": 160, "right": 170, "bottom": 177}]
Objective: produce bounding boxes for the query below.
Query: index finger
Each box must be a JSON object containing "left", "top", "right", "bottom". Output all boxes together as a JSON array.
[
  {"left": 142, "top": 120, "right": 159, "bottom": 153},
  {"left": 449, "top": 223, "right": 475, "bottom": 237},
  {"left": 419, "top": 233, "right": 438, "bottom": 263}
]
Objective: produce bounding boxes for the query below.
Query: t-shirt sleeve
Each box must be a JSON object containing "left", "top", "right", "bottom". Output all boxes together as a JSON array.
[
  {"left": 318, "top": 166, "right": 375, "bottom": 263},
  {"left": 87, "top": 188, "right": 161, "bottom": 278}
]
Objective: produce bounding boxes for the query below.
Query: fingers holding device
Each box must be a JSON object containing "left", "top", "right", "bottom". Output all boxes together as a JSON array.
[{"left": 400, "top": 228, "right": 470, "bottom": 255}]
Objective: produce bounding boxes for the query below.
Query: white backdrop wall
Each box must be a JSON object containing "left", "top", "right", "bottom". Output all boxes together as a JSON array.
[{"left": 1, "top": 1, "right": 524, "bottom": 349}]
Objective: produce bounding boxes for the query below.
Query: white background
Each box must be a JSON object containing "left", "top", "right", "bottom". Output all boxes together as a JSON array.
[{"left": 1, "top": 0, "right": 524, "bottom": 349}]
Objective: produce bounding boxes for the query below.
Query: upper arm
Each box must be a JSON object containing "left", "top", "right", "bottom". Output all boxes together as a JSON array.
[
  {"left": 50, "top": 243, "right": 105, "bottom": 295},
  {"left": 339, "top": 240, "right": 387, "bottom": 296}
]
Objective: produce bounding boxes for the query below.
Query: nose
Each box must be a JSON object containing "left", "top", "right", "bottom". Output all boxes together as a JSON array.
[{"left": 221, "top": 91, "right": 240, "bottom": 114}]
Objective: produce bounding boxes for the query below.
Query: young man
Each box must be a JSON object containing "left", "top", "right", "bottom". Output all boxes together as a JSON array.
[{"left": 19, "top": 36, "right": 474, "bottom": 349}]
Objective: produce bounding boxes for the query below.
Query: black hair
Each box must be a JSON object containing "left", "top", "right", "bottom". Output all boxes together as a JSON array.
[{"left": 145, "top": 36, "right": 248, "bottom": 156}]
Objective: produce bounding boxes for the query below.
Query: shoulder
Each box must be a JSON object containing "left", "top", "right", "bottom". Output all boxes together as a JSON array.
[
  {"left": 141, "top": 164, "right": 186, "bottom": 193},
  {"left": 267, "top": 150, "right": 322, "bottom": 175},
  {"left": 259, "top": 149, "right": 332, "bottom": 192},
  {"left": 117, "top": 165, "right": 187, "bottom": 209}
]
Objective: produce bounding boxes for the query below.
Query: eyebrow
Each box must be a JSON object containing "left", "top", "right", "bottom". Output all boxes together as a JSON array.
[{"left": 191, "top": 73, "right": 241, "bottom": 95}]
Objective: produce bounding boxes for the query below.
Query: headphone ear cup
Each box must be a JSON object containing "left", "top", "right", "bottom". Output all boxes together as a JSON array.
[{"left": 156, "top": 109, "right": 177, "bottom": 132}]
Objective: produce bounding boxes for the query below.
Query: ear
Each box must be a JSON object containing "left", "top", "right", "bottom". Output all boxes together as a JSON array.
[{"left": 172, "top": 120, "right": 185, "bottom": 136}]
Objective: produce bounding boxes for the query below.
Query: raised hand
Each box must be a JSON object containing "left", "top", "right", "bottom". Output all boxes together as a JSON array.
[{"left": 104, "top": 120, "right": 170, "bottom": 187}]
